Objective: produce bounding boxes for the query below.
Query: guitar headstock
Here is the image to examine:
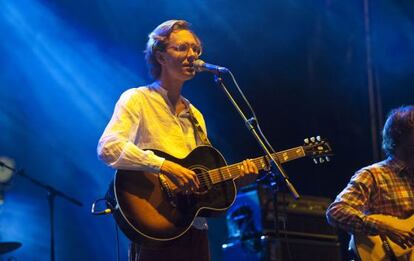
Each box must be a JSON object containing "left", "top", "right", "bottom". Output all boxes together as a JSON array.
[{"left": 303, "top": 136, "right": 333, "bottom": 164}]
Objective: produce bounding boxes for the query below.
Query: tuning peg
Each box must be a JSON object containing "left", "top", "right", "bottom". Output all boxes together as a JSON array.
[
  {"left": 325, "top": 156, "right": 330, "bottom": 162},
  {"left": 319, "top": 157, "right": 325, "bottom": 163},
  {"left": 316, "top": 136, "right": 321, "bottom": 141},
  {"left": 310, "top": 137, "right": 316, "bottom": 143},
  {"left": 304, "top": 138, "right": 309, "bottom": 144},
  {"left": 313, "top": 158, "right": 318, "bottom": 164}
]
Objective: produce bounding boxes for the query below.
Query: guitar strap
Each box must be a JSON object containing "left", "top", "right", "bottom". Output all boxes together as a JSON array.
[{"left": 188, "top": 107, "right": 212, "bottom": 146}]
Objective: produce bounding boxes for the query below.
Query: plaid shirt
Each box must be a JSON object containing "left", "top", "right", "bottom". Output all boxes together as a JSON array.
[{"left": 326, "top": 157, "right": 414, "bottom": 235}]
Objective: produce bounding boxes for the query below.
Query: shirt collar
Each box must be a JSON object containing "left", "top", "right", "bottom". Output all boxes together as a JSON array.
[
  {"left": 386, "top": 156, "right": 412, "bottom": 176},
  {"left": 149, "top": 81, "right": 191, "bottom": 113},
  {"left": 149, "top": 81, "right": 168, "bottom": 95}
]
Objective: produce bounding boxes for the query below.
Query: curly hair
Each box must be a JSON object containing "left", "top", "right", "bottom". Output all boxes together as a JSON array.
[
  {"left": 382, "top": 105, "right": 414, "bottom": 157},
  {"left": 144, "top": 20, "right": 201, "bottom": 79}
]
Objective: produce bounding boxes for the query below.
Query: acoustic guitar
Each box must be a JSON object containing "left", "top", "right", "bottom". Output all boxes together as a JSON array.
[
  {"left": 105, "top": 138, "right": 332, "bottom": 246},
  {"left": 352, "top": 214, "right": 414, "bottom": 261}
]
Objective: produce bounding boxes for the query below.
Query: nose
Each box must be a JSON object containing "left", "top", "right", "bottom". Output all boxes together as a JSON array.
[{"left": 186, "top": 48, "right": 198, "bottom": 61}]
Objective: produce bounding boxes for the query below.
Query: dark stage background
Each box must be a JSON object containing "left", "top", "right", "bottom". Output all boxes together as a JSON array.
[{"left": 1, "top": 0, "right": 413, "bottom": 260}]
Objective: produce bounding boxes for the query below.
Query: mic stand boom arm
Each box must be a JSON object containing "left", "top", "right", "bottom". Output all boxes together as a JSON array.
[{"left": 213, "top": 72, "right": 300, "bottom": 200}]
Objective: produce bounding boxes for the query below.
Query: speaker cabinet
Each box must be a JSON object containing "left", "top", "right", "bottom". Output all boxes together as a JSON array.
[
  {"left": 223, "top": 185, "right": 342, "bottom": 261},
  {"left": 222, "top": 236, "right": 342, "bottom": 261}
]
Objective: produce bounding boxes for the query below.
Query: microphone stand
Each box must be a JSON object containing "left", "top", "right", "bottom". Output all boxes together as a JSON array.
[
  {"left": 0, "top": 161, "right": 83, "bottom": 261},
  {"left": 212, "top": 72, "right": 300, "bottom": 246}
]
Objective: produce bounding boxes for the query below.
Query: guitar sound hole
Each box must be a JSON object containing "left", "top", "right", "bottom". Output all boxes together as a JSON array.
[{"left": 192, "top": 167, "right": 212, "bottom": 194}]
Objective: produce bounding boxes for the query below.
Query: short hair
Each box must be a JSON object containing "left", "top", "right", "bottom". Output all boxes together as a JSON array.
[
  {"left": 144, "top": 20, "right": 201, "bottom": 79},
  {"left": 382, "top": 105, "right": 414, "bottom": 156}
]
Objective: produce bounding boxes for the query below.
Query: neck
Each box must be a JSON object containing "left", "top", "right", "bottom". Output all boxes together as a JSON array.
[
  {"left": 157, "top": 78, "right": 184, "bottom": 106},
  {"left": 393, "top": 151, "right": 414, "bottom": 174}
]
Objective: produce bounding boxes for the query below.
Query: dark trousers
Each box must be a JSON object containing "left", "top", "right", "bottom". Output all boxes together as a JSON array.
[{"left": 129, "top": 228, "right": 210, "bottom": 261}]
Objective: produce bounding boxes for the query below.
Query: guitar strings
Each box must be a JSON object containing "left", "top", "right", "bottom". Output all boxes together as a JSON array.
[
  {"left": 192, "top": 146, "right": 313, "bottom": 188},
  {"left": 195, "top": 159, "right": 263, "bottom": 187},
  {"left": 195, "top": 148, "right": 299, "bottom": 186},
  {"left": 194, "top": 163, "right": 243, "bottom": 186},
  {"left": 205, "top": 147, "right": 305, "bottom": 183}
]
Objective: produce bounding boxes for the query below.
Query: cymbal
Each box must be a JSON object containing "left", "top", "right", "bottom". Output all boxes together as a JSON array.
[{"left": 0, "top": 242, "right": 22, "bottom": 254}]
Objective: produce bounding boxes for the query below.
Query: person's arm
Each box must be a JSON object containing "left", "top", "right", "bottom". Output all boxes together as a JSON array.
[
  {"left": 326, "top": 169, "right": 381, "bottom": 235},
  {"left": 97, "top": 90, "right": 165, "bottom": 173},
  {"left": 326, "top": 169, "right": 414, "bottom": 248},
  {"left": 97, "top": 90, "right": 200, "bottom": 191}
]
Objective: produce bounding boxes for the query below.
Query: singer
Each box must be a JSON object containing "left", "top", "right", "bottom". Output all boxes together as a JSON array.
[{"left": 97, "top": 20, "right": 258, "bottom": 261}]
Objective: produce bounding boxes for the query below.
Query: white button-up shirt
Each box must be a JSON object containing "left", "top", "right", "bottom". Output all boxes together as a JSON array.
[{"left": 98, "top": 82, "right": 208, "bottom": 229}]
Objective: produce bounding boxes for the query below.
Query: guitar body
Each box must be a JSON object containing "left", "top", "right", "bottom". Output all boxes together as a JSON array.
[
  {"left": 106, "top": 146, "right": 237, "bottom": 246},
  {"left": 104, "top": 139, "right": 332, "bottom": 246},
  {"left": 352, "top": 215, "right": 414, "bottom": 261}
]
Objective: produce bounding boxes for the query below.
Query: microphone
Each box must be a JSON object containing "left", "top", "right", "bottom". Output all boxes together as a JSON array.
[{"left": 193, "top": 59, "right": 229, "bottom": 74}]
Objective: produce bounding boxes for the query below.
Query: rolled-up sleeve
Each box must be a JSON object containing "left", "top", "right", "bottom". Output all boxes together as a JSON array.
[
  {"left": 97, "top": 90, "right": 165, "bottom": 173},
  {"left": 326, "top": 170, "right": 381, "bottom": 235}
]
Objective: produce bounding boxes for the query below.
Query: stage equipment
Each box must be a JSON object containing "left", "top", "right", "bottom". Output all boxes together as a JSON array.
[
  {"left": 0, "top": 158, "right": 15, "bottom": 184},
  {"left": 222, "top": 235, "right": 341, "bottom": 261},
  {"left": 201, "top": 62, "right": 336, "bottom": 260},
  {"left": 223, "top": 186, "right": 341, "bottom": 261},
  {"left": 0, "top": 242, "right": 22, "bottom": 255},
  {"left": 0, "top": 161, "right": 83, "bottom": 261},
  {"left": 193, "top": 59, "right": 229, "bottom": 73},
  {"left": 0, "top": 157, "right": 16, "bottom": 205},
  {"left": 198, "top": 60, "right": 301, "bottom": 200}
]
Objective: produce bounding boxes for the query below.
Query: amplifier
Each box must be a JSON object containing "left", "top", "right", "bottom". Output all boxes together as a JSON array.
[
  {"left": 223, "top": 185, "right": 341, "bottom": 260},
  {"left": 226, "top": 185, "right": 338, "bottom": 241},
  {"left": 222, "top": 236, "right": 342, "bottom": 261}
]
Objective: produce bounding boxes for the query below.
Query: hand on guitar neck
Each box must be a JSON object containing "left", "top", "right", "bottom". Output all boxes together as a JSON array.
[{"left": 235, "top": 159, "right": 260, "bottom": 188}]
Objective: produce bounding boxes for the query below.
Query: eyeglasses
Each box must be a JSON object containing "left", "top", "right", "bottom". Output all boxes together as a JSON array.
[{"left": 167, "top": 42, "right": 202, "bottom": 56}]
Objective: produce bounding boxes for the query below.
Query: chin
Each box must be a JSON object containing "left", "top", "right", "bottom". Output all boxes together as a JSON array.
[{"left": 183, "top": 71, "right": 196, "bottom": 80}]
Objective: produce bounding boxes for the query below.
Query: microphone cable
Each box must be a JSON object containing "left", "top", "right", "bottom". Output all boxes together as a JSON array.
[
  {"left": 227, "top": 70, "right": 276, "bottom": 154},
  {"left": 225, "top": 70, "right": 294, "bottom": 261},
  {"left": 91, "top": 198, "right": 119, "bottom": 261}
]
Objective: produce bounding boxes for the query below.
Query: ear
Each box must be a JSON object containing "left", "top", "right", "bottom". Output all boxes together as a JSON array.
[{"left": 155, "top": 51, "right": 166, "bottom": 65}]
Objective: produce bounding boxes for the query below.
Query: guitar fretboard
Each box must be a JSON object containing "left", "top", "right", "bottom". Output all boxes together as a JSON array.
[{"left": 207, "top": 146, "right": 306, "bottom": 184}]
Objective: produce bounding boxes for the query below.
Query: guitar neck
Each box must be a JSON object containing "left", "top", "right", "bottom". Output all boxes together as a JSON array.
[{"left": 208, "top": 146, "right": 306, "bottom": 184}]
